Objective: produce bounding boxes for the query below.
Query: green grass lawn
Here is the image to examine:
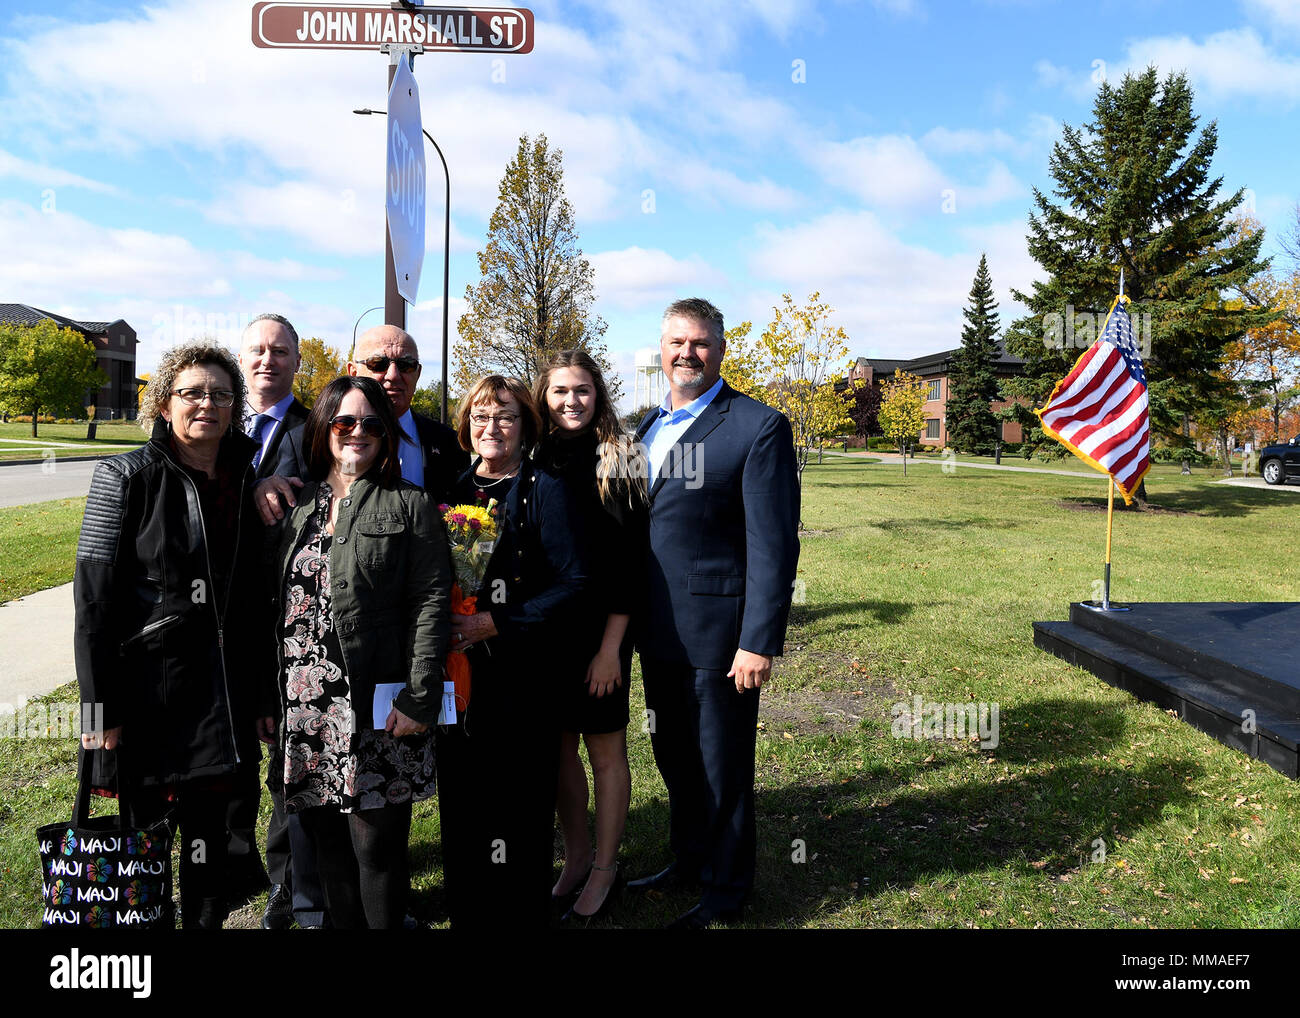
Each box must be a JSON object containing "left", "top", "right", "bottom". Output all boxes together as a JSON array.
[
  {"left": 3, "top": 459, "right": 1299, "bottom": 928},
  {"left": 0, "top": 498, "right": 86, "bottom": 603},
  {"left": 0, "top": 421, "right": 146, "bottom": 461}
]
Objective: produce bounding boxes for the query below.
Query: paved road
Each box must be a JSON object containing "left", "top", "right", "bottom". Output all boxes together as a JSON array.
[
  {"left": 1214, "top": 476, "right": 1300, "bottom": 492},
  {"left": 0, "top": 583, "right": 75, "bottom": 708},
  {"left": 0, "top": 459, "right": 98, "bottom": 508}
]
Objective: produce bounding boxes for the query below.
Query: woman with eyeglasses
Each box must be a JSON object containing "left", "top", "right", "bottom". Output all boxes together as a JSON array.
[
  {"left": 436, "top": 374, "right": 589, "bottom": 928},
  {"left": 74, "top": 341, "right": 277, "bottom": 928},
  {"left": 266, "top": 375, "right": 451, "bottom": 928}
]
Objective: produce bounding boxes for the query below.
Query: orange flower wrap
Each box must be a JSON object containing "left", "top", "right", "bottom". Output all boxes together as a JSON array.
[{"left": 447, "top": 582, "right": 475, "bottom": 711}]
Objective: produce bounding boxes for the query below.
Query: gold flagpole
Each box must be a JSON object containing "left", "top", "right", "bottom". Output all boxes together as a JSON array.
[{"left": 1102, "top": 478, "right": 1115, "bottom": 610}]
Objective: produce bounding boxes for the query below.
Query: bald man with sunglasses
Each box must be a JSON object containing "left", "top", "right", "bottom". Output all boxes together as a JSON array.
[{"left": 254, "top": 325, "right": 467, "bottom": 522}]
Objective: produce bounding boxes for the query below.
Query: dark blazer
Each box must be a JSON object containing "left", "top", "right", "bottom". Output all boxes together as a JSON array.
[
  {"left": 635, "top": 380, "right": 800, "bottom": 669},
  {"left": 414, "top": 411, "right": 471, "bottom": 506},
  {"left": 454, "top": 456, "right": 590, "bottom": 653},
  {"left": 257, "top": 396, "right": 310, "bottom": 481}
]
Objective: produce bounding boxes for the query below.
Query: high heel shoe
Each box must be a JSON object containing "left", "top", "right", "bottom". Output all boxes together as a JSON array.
[
  {"left": 551, "top": 859, "right": 593, "bottom": 913},
  {"left": 560, "top": 862, "right": 622, "bottom": 926}
]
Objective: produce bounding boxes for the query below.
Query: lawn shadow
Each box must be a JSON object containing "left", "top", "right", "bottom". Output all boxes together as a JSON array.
[
  {"left": 1064, "top": 485, "right": 1287, "bottom": 519},
  {"left": 790, "top": 600, "right": 914, "bottom": 627},
  {"left": 607, "top": 696, "right": 1202, "bottom": 928}
]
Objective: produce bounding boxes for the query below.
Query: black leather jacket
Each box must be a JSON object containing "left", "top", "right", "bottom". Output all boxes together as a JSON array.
[{"left": 73, "top": 419, "right": 274, "bottom": 786}]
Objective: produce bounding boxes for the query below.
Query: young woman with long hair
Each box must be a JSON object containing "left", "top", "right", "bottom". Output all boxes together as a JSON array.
[{"left": 534, "top": 349, "right": 648, "bottom": 922}]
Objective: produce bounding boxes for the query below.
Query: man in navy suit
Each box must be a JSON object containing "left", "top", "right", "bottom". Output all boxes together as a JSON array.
[{"left": 630, "top": 297, "right": 800, "bottom": 929}]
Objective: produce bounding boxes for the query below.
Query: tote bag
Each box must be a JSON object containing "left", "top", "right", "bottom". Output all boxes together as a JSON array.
[{"left": 36, "top": 747, "right": 175, "bottom": 930}]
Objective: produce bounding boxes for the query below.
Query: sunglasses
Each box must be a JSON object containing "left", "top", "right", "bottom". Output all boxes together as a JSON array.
[
  {"left": 360, "top": 355, "right": 420, "bottom": 374},
  {"left": 329, "top": 415, "right": 387, "bottom": 437}
]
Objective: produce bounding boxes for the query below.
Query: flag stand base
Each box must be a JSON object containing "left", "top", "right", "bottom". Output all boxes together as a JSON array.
[{"left": 1079, "top": 601, "right": 1132, "bottom": 613}]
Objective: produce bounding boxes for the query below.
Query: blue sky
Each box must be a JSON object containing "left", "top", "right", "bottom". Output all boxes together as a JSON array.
[{"left": 2, "top": 0, "right": 1298, "bottom": 406}]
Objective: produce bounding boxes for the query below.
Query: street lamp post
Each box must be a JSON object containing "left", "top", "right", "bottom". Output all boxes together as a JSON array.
[
  {"left": 351, "top": 305, "right": 384, "bottom": 361},
  {"left": 354, "top": 107, "right": 451, "bottom": 425}
]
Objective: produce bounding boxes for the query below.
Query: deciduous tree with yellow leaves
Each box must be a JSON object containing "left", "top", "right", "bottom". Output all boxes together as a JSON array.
[
  {"left": 294, "top": 336, "right": 345, "bottom": 408},
  {"left": 721, "top": 292, "right": 853, "bottom": 486},
  {"left": 878, "top": 369, "right": 927, "bottom": 476}
]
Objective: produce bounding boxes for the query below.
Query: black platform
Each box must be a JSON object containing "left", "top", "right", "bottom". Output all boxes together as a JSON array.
[{"left": 1034, "top": 602, "right": 1300, "bottom": 777}]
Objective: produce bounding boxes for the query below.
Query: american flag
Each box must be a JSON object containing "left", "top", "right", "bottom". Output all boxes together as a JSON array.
[{"left": 1036, "top": 295, "right": 1150, "bottom": 503}]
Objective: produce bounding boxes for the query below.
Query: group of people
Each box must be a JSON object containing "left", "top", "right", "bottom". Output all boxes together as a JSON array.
[{"left": 73, "top": 296, "right": 801, "bottom": 929}]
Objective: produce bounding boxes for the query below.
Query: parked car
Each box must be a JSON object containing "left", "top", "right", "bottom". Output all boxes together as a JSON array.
[{"left": 1260, "top": 436, "right": 1300, "bottom": 485}]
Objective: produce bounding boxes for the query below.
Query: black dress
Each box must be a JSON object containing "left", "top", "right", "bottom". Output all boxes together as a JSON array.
[
  {"left": 535, "top": 431, "right": 646, "bottom": 735},
  {"left": 434, "top": 458, "right": 588, "bottom": 928}
]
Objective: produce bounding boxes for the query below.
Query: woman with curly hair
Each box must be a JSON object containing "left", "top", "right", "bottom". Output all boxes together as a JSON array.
[{"left": 74, "top": 340, "right": 276, "bottom": 929}]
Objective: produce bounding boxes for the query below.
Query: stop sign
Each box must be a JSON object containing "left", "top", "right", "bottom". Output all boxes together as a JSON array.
[{"left": 386, "top": 57, "right": 425, "bottom": 304}]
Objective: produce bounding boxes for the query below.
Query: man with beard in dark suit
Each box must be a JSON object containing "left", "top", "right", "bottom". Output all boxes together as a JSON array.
[{"left": 629, "top": 297, "right": 800, "bottom": 929}]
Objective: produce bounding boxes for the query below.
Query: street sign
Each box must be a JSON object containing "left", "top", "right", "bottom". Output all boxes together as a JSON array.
[
  {"left": 251, "top": 3, "right": 534, "bottom": 52},
  {"left": 386, "top": 56, "right": 425, "bottom": 304}
]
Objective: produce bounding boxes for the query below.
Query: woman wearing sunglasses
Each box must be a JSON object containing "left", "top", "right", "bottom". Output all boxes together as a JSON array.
[{"left": 266, "top": 375, "right": 451, "bottom": 928}]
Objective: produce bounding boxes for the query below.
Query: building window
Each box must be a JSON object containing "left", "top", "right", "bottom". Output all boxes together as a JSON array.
[
  {"left": 925, "top": 419, "right": 941, "bottom": 440},
  {"left": 927, "top": 379, "right": 941, "bottom": 401}
]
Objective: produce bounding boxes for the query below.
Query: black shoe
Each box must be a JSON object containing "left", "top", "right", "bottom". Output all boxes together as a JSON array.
[
  {"left": 559, "top": 866, "right": 623, "bottom": 926},
  {"left": 552, "top": 862, "right": 593, "bottom": 913},
  {"left": 261, "top": 884, "right": 293, "bottom": 930},
  {"left": 225, "top": 858, "right": 271, "bottom": 903},
  {"left": 627, "top": 863, "right": 698, "bottom": 894},
  {"left": 666, "top": 902, "right": 744, "bottom": 930},
  {"left": 183, "top": 896, "right": 228, "bottom": 930}
]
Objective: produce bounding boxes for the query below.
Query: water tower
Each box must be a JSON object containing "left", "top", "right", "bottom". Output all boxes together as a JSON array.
[{"left": 634, "top": 348, "right": 665, "bottom": 408}]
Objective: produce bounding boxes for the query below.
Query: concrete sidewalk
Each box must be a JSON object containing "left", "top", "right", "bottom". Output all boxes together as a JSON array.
[
  {"left": 0, "top": 582, "right": 75, "bottom": 708},
  {"left": 825, "top": 449, "right": 1098, "bottom": 479}
]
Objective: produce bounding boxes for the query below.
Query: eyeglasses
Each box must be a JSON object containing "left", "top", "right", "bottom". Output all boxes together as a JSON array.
[
  {"left": 329, "top": 415, "right": 387, "bottom": 437},
  {"left": 470, "top": 412, "right": 520, "bottom": 430},
  {"left": 172, "top": 388, "right": 235, "bottom": 407},
  {"left": 360, "top": 355, "right": 420, "bottom": 375}
]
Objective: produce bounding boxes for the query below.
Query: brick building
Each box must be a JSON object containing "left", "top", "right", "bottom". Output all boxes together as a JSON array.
[
  {"left": 0, "top": 304, "right": 139, "bottom": 418},
  {"left": 850, "top": 342, "right": 1027, "bottom": 447}
]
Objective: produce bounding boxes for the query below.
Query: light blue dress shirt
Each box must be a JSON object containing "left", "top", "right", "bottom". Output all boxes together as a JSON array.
[
  {"left": 396, "top": 408, "right": 424, "bottom": 488},
  {"left": 642, "top": 376, "right": 724, "bottom": 483}
]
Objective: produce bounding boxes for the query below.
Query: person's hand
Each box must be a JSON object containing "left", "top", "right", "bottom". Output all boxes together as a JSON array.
[
  {"left": 256, "top": 716, "right": 277, "bottom": 745},
  {"left": 585, "top": 649, "right": 623, "bottom": 698},
  {"left": 81, "top": 726, "right": 122, "bottom": 751},
  {"left": 451, "top": 611, "right": 498, "bottom": 651},
  {"left": 385, "top": 707, "right": 428, "bottom": 738},
  {"left": 727, "top": 649, "right": 772, "bottom": 692},
  {"left": 254, "top": 475, "right": 303, "bottom": 525}
]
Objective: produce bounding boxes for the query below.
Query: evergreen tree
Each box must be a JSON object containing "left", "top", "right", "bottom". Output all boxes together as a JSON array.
[
  {"left": 455, "top": 133, "right": 615, "bottom": 395},
  {"left": 1002, "top": 69, "right": 1271, "bottom": 494},
  {"left": 946, "top": 253, "right": 1001, "bottom": 453}
]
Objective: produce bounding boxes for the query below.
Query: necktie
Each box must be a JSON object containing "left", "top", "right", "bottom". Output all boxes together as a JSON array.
[{"left": 249, "top": 413, "right": 271, "bottom": 469}]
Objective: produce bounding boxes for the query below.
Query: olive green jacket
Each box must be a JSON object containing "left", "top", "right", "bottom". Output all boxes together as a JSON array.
[{"left": 270, "top": 476, "right": 452, "bottom": 727}]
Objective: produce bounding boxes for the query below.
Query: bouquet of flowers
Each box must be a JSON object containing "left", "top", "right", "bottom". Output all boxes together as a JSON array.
[{"left": 440, "top": 501, "right": 499, "bottom": 716}]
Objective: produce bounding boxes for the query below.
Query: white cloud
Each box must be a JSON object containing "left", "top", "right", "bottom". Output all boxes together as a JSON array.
[
  {"left": 589, "top": 247, "right": 727, "bottom": 310},
  {"left": 0, "top": 149, "right": 118, "bottom": 195},
  {"left": 1245, "top": 0, "right": 1300, "bottom": 35},
  {"left": 811, "top": 134, "right": 1025, "bottom": 214},
  {"left": 745, "top": 210, "right": 1041, "bottom": 358},
  {"left": 812, "top": 134, "right": 950, "bottom": 211},
  {"left": 1123, "top": 27, "right": 1300, "bottom": 103},
  {"left": 1034, "top": 59, "right": 1103, "bottom": 101}
]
